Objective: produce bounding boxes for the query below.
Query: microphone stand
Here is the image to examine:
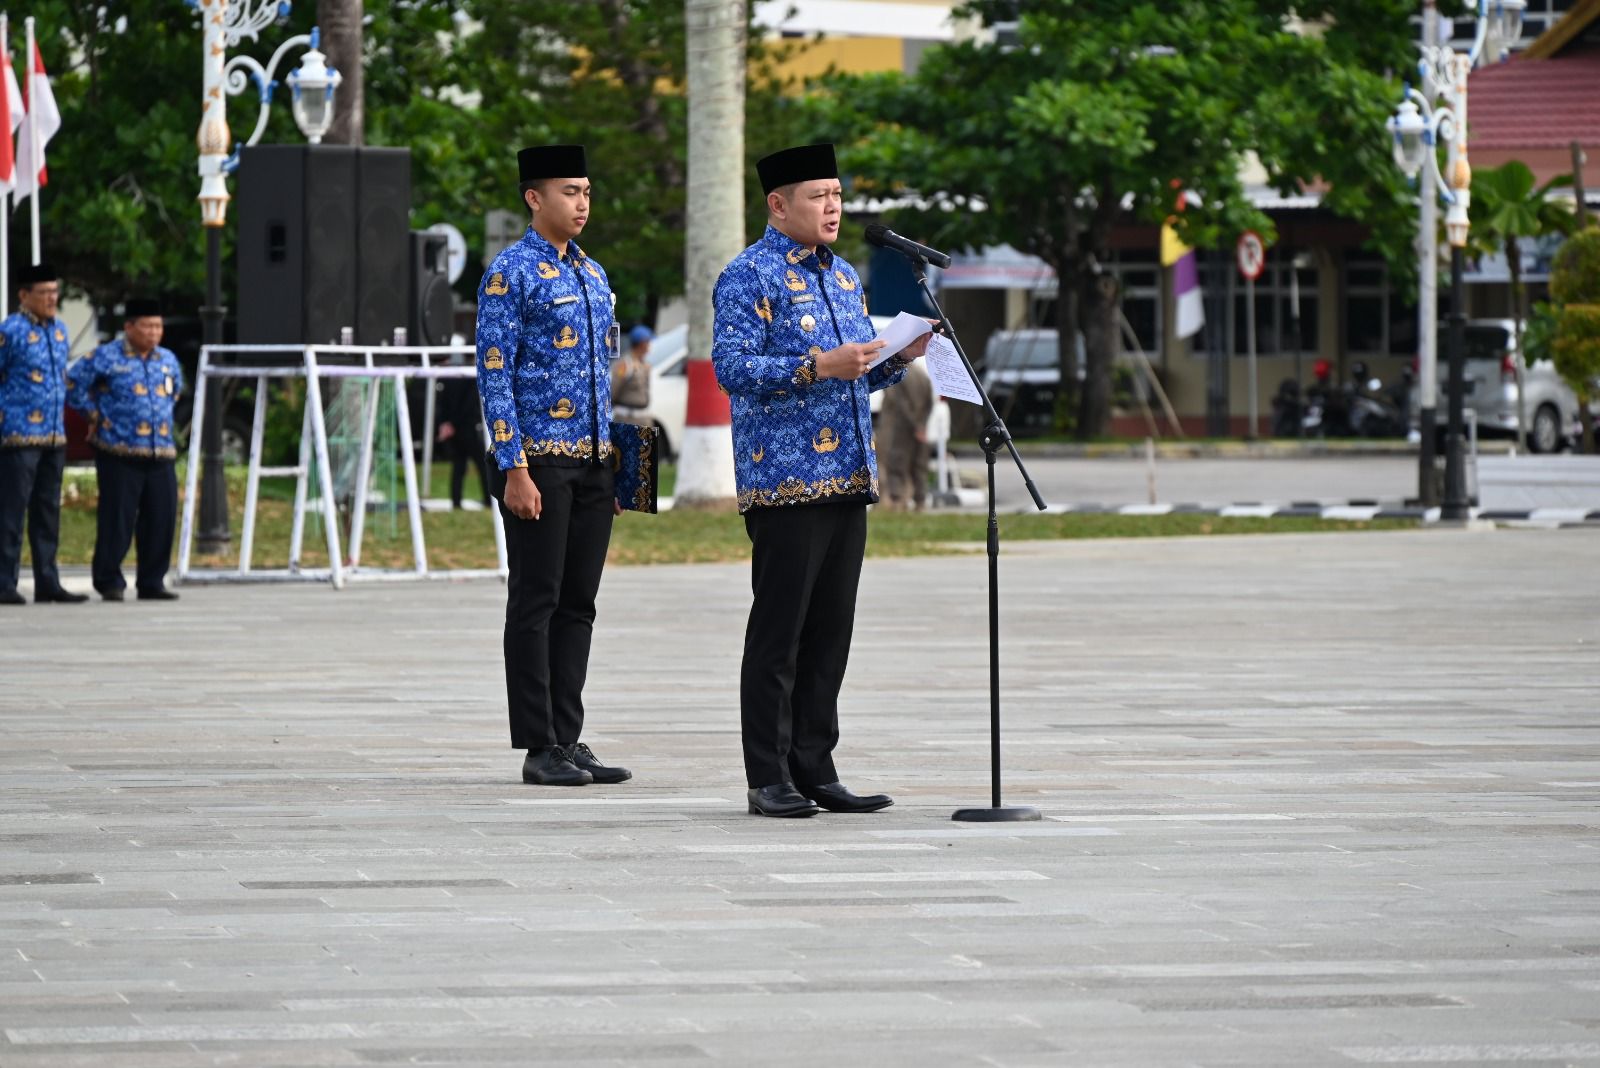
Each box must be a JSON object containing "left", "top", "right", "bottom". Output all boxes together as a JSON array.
[{"left": 903, "top": 253, "right": 1047, "bottom": 823}]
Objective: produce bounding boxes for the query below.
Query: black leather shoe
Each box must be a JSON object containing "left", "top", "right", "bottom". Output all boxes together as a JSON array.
[
  {"left": 569, "top": 742, "right": 631, "bottom": 784},
  {"left": 97, "top": 587, "right": 125, "bottom": 602},
  {"left": 0, "top": 588, "right": 24, "bottom": 606},
  {"left": 747, "top": 783, "right": 820, "bottom": 818},
  {"left": 35, "top": 587, "right": 89, "bottom": 604},
  {"left": 798, "top": 782, "right": 894, "bottom": 813},
  {"left": 521, "top": 745, "right": 593, "bottom": 786},
  {"left": 136, "top": 587, "right": 180, "bottom": 601}
]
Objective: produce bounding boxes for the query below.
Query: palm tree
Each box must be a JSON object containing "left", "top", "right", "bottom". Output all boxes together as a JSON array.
[{"left": 1467, "top": 161, "right": 1575, "bottom": 450}]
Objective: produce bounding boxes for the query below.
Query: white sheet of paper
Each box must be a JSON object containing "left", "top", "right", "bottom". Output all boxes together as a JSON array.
[
  {"left": 924, "top": 334, "right": 981, "bottom": 405},
  {"left": 869, "top": 311, "right": 934, "bottom": 368}
]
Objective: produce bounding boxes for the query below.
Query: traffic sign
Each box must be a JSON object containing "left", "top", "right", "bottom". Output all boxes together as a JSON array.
[{"left": 1236, "top": 230, "right": 1266, "bottom": 281}]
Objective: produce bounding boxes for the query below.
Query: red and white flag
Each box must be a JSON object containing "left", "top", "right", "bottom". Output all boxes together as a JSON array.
[
  {"left": 12, "top": 38, "right": 58, "bottom": 206},
  {"left": 0, "top": 28, "right": 25, "bottom": 195}
]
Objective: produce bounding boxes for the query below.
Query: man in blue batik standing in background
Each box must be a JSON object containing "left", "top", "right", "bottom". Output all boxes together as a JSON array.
[
  {"left": 66, "top": 297, "right": 185, "bottom": 602},
  {"left": 0, "top": 262, "right": 86, "bottom": 605}
]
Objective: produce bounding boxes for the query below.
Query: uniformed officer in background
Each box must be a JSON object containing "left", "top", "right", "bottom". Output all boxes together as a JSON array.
[
  {"left": 477, "top": 143, "right": 631, "bottom": 788},
  {"left": 0, "top": 262, "right": 86, "bottom": 605},
  {"left": 65, "top": 298, "right": 183, "bottom": 602},
  {"left": 711, "top": 143, "right": 930, "bottom": 818}
]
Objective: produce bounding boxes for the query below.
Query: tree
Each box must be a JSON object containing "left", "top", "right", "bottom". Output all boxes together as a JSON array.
[
  {"left": 1466, "top": 161, "right": 1575, "bottom": 449},
  {"left": 1544, "top": 226, "right": 1600, "bottom": 452},
  {"left": 317, "top": 0, "right": 364, "bottom": 145},
  {"left": 674, "top": 0, "right": 744, "bottom": 506},
  {"left": 812, "top": 0, "right": 1419, "bottom": 438}
]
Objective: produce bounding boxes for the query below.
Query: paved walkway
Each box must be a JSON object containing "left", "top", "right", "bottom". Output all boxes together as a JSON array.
[{"left": 2, "top": 528, "right": 1598, "bottom": 1066}]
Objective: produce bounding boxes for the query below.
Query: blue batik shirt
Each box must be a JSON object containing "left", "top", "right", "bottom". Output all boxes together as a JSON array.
[
  {"left": 712, "top": 224, "right": 908, "bottom": 513},
  {"left": 65, "top": 340, "right": 186, "bottom": 460},
  {"left": 476, "top": 226, "right": 616, "bottom": 471},
  {"left": 0, "top": 311, "right": 71, "bottom": 449}
]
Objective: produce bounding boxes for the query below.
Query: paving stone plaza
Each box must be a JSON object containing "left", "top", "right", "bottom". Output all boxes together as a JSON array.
[{"left": 3, "top": 528, "right": 1598, "bottom": 1066}]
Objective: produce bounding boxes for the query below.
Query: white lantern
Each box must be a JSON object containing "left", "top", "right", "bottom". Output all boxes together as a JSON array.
[
  {"left": 1492, "top": 0, "right": 1526, "bottom": 54},
  {"left": 1388, "top": 100, "right": 1428, "bottom": 180},
  {"left": 287, "top": 47, "right": 341, "bottom": 145}
]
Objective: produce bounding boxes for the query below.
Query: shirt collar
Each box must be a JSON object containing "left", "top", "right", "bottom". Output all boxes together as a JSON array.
[
  {"left": 522, "top": 225, "right": 587, "bottom": 265},
  {"left": 123, "top": 340, "right": 156, "bottom": 360},
  {"left": 763, "top": 224, "right": 833, "bottom": 271},
  {"left": 22, "top": 310, "right": 54, "bottom": 328}
]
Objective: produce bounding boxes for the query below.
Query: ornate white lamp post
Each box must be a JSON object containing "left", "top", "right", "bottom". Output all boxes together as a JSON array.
[
  {"left": 1387, "top": 0, "right": 1524, "bottom": 518},
  {"left": 194, "top": 0, "right": 339, "bottom": 552}
]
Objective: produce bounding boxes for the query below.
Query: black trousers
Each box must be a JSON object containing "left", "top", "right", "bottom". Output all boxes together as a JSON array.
[
  {"left": 0, "top": 446, "right": 65, "bottom": 594},
  {"left": 740, "top": 501, "right": 867, "bottom": 788},
  {"left": 448, "top": 432, "right": 490, "bottom": 509},
  {"left": 92, "top": 452, "right": 177, "bottom": 595},
  {"left": 501, "top": 462, "right": 614, "bottom": 749}
]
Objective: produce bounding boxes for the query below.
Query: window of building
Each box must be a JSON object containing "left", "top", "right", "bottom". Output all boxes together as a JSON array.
[
  {"left": 1227, "top": 260, "right": 1318, "bottom": 356},
  {"left": 1343, "top": 254, "right": 1419, "bottom": 357}
]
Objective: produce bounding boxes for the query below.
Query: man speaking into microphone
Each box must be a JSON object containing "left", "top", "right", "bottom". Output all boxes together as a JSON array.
[{"left": 712, "top": 142, "right": 932, "bottom": 818}]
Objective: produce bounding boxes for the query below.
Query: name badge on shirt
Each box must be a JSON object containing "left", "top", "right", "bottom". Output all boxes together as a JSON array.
[
  {"left": 789, "top": 294, "right": 816, "bottom": 305},
  {"left": 551, "top": 295, "right": 579, "bottom": 306}
]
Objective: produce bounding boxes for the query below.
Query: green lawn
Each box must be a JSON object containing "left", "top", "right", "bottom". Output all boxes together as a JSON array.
[{"left": 33, "top": 460, "right": 1414, "bottom": 573}]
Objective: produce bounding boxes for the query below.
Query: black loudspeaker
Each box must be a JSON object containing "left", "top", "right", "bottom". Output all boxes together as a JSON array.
[
  {"left": 237, "top": 145, "right": 412, "bottom": 347},
  {"left": 356, "top": 148, "right": 411, "bottom": 344},
  {"left": 410, "top": 231, "right": 454, "bottom": 347}
]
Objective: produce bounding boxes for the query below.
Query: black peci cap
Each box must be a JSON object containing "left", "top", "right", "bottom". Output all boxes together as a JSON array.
[
  {"left": 518, "top": 144, "right": 587, "bottom": 183},
  {"left": 124, "top": 298, "right": 162, "bottom": 320},
  {"left": 16, "top": 262, "right": 57, "bottom": 287},
  {"left": 756, "top": 143, "right": 838, "bottom": 195}
]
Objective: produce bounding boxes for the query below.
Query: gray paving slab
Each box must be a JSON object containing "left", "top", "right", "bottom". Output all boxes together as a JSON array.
[{"left": 2, "top": 527, "right": 1599, "bottom": 1066}]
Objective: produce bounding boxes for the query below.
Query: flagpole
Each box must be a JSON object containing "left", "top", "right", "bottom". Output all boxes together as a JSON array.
[{"left": 24, "top": 14, "right": 36, "bottom": 265}]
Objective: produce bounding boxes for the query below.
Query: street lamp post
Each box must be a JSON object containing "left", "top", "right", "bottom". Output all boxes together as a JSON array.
[
  {"left": 1387, "top": 0, "right": 1525, "bottom": 518},
  {"left": 194, "top": 0, "right": 340, "bottom": 555}
]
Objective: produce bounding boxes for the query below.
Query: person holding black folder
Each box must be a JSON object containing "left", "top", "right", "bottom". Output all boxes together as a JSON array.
[
  {"left": 711, "top": 143, "right": 930, "bottom": 818},
  {"left": 476, "top": 143, "right": 634, "bottom": 788}
]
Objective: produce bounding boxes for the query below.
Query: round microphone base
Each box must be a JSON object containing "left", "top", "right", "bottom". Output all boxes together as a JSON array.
[{"left": 952, "top": 805, "right": 1041, "bottom": 823}]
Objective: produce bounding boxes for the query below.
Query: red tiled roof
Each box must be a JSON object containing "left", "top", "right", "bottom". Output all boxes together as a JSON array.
[
  {"left": 1468, "top": 48, "right": 1600, "bottom": 152},
  {"left": 1467, "top": 47, "right": 1600, "bottom": 184}
]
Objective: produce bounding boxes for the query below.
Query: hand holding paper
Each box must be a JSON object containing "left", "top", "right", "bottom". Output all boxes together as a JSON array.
[{"left": 869, "top": 312, "right": 934, "bottom": 368}]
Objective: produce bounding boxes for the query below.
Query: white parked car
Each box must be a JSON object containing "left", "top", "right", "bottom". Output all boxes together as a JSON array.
[
  {"left": 640, "top": 317, "right": 894, "bottom": 460},
  {"left": 1407, "top": 319, "right": 1587, "bottom": 453}
]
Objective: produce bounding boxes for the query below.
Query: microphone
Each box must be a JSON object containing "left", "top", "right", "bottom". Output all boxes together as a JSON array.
[{"left": 863, "top": 224, "right": 952, "bottom": 269}]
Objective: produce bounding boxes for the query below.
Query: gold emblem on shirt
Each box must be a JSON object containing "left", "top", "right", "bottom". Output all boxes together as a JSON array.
[
  {"left": 785, "top": 247, "right": 806, "bottom": 265},
  {"left": 134, "top": 382, "right": 149, "bottom": 396},
  {"left": 158, "top": 423, "right": 169, "bottom": 437},
  {"left": 536, "top": 262, "right": 559, "bottom": 280},
  {"left": 754, "top": 297, "right": 773, "bottom": 323},
  {"left": 493, "top": 419, "right": 513, "bottom": 443},
  {"left": 28, "top": 331, "right": 40, "bottom": 343},
  {"left": 834, "top": 270, "right": 856, "bottom": 291},
  {"left": 752, "top": 445, "right": 764, "bottom": 463},
  {"left": 800, "top": 314, "right": 817, "bottom": 333},
  {"left": 29, "top": 369, "right": 44, "bottom": 383},
  {"left": 55, "top": 329, "right": 64, "bottom": 342},
  {"left": 584, "top": 260, "right": 601, "bottom": 279},
  {"left": 484, "top": 346, "right": 504, "bottom": 370},
  {"left": 485, "top": 272, "right": 510, "bottom": 295},
  {"left": 553, "top": 326, "right": 579, "bottom": 350},
  {"left": 812, "top": 427, "right": 839, "bottom": 453},
  {"left": 28, "top": 409, "right": 43, "bottom": 424},
  {"left": 785, "top": 269, "right": 807, "bottom": 292},
  {"left": 549, "top": 398, "right": 575, "bottom": 419},
  {"left": 137, "top": 421, "right": 152, "bottom": 436}
]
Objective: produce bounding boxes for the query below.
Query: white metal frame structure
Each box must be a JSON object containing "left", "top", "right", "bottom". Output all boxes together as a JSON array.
[{"left": 177, "top": 344, "right": 507, "bottom": 590}]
